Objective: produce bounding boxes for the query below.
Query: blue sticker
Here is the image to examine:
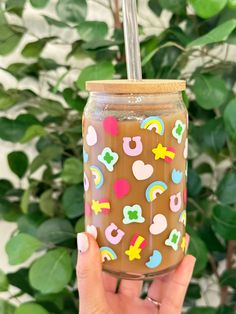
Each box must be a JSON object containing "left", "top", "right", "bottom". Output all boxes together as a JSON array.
[
  {"left": 83, "top": 147, "right": 88, "bottom": 163},
  {"left": 171, "top": 169, "right": 183, "bottom": 184},
  {"left": 146, "top": 250, "right": 162, "bottom": 269}
]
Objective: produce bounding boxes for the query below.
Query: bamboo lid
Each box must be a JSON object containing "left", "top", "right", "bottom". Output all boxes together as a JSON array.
[{"left": 86, "top": 79, "right": 186, "bottom": 94}]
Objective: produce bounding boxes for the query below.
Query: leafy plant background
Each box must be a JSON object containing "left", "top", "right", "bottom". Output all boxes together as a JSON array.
[{"left": 0, "top": 0, "right": 236, "bottom": 313}]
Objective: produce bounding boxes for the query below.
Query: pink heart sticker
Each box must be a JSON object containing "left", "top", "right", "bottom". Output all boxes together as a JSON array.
[
  {"left": 149, "top": 214, "right": 167, "bottom": 235},
  {"left": 103, "top": 116, "right": 118, "bottom": 136},
  {"left": 132, "top": 160, "right": 154, "bottom": 180},
  {"left": 113, "top": 179, "right": 130, "bottom": 199},
  {"left": 86, "top": 125, "right": 97, "bottom": 146}
]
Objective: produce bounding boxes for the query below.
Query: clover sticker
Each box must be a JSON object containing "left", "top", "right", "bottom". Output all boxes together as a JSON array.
[
  {"left": 172, "top": 120, "right": 186, "bottom": 144},
  {"left": 98, "top": 147, "right": 119, "bottom": 172},
  {"left": 123, "top": 204, "right": 145, "bottom": 224}
]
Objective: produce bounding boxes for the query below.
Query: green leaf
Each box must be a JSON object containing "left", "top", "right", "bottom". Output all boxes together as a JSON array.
[
  {"left": 77, "top": 21, "right": 108, "bottom": 42},
  {"left": 37, "top": 218, "right": 74, "bottom": 244},
  {"left": 0, "top": 24, "right": 24, "bottom": 55},
  {"left": 186, "top": 307, "right": 217, "bottom": 314},
  {"left": 21, "top": 39, "right": 48, "bottom": 58},
  {"left": 7, "top": 151, "right": 28, "bottom": 178},
  {"left": 62, "top": 185, "right": 84, "bottom": 218},
  {"left": 212, "top": 204, "right": 236, "bottom": 240},
  {"left": 192, "top": 118, "right": 226, "bottom": 153},
  {"left": 8, "top": 268, "right": 34, "bottom": 296},
  {"left": 187, "top": 227, "right": 208, "bottom": 275},
  {"left": 216, "top": 171, "right": 236, "bottom": 204},
  {"left": 0, "top": 88, "right": 16, "bottom": 110},
  {"left": 0, "top": 114, "right": 40, "bottom": 143},
  {"left": 62, "top": 88, "right": 86, "bottom": 112},
  {"left": 220, "top": 268, "right": 236, "bottom": 289},
  {"left": 192, "top": 74, "right": 229, "bottom": 109},
  {"left": 0, "top": 179, "right": 13, "bottom": 196},
  {"left": 30, "top": 145, "right": 63, "bottom": 174},
  {"left": 189, "top": 19, "right": 236, "bottom": 46},
  {"left": 39, "top": 189, "right": 57, "bottom": 217},
  {"left": 223, "top": 98, "right": 236, "bottom": 142},
  {"left": 217, "top": 305, "right": 236, "bottom": 314},
  {"left": 77, "top": 61, "right": 114, "bottom": 90},
  {"left": 189, "top": 0, "right": 227, "bottom": 18},
  {"left": 6, "top": 233, "right": 43, "bottom": 265},
  {"left": 43, "top": 15, "right": 69, "bottom": 28},
  {"left": 5, "top": 0, "right": 26, "bottom": 17},
  {"left": 148, "top": 0, "right": 162, "bottom": 16},
  {"left": 0, "top": 199, "right": 21, "bottom": 222},
  {"left": 14, "top": 303, "right": 49, "bottom": 314},
  {"left": 20, "top": 125, "right": 46, "bottom": 143},
  {"left": 186, "top": 283, "right": 201, "bottom": 301},
  {"left": 158, "top": 0, "right": 186, "bottom": 14},
  {"left": 20, "top": 188, "right": 31, "bottom": 213},
  {"left": 0, "top": 299, "right": 15, "bottom": 314},
  {"left": 30, "top": 0, "right": 49, "bottom": 8},
  {"left": 61, "top": 158, "right": 83, "bottom": 184},
  {"left": 0, "top": 269, "right": 9, "bottom": 292},
  {"left": 56, "top": 0, "right": 87, "bottom": 23},
  {"left": 187, "top": 169, "right": 202, "bottom": 197},
  {"left": 75, "top": 216, "right": 85, "bottom": 233},
  {"left": 40, "top": 99, "right": 65, "bottom": 117},
  {"left": 18, "top": 210, "right": 44, "bottom": 237},
  {"left": 29, "top": 248, "right": 72, "bottom": 294}
]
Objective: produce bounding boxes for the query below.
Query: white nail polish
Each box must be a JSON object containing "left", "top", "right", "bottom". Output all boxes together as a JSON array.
[
  {"left": 86, "top": 225, "right": 97, "bottom": 239},
  {"left": 77, "top": 233, "right": 89, "bottom": 253}
]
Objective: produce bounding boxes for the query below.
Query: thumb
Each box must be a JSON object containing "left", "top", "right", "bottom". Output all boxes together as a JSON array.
[{"left": 76, "top": 232, "right": 109, "bottom": 314}]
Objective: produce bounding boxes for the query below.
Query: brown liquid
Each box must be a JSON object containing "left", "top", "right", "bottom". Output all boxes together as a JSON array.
[{"left": 83, "top": 109, "right": 187, "bottom": 279}]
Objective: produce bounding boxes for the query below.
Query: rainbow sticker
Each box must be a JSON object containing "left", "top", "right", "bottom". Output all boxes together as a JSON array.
[
  {"left": 100, "top": 246, "right": 117, "bottom": 262},
  {"left": 125, "top": 234, "right": 147, "bottom": 261},
  {"left": 140, "top": 116, "right": 165, "bottom": 135},
  {"left": 145, "top": 181, "right": 167, "bottom": 203},
  {"left": 90, "top": 165, "right": 104, "bottom": 189}
]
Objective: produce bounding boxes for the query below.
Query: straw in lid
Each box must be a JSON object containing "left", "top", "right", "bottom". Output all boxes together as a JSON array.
[{"left": 86, "top": 79, "right": 186, "bottom": 94}]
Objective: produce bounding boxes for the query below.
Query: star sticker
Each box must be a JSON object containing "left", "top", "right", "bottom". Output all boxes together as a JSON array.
[
  {"left": 181, "top": 236, "right": 186, "bottom": 252},
  {"left": 152, "top": 143, "right": 175, "bottom": 163},
  {"left": 125, "top": 245, "right": 142, "bottom": 261},
  {"left": 91, "top": 200, "right": 102, "bottom": 215}
]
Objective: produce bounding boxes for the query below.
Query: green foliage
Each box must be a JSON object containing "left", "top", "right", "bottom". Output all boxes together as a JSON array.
[{"left": 0, "top": 0, "right": 236, "bottom": 312}]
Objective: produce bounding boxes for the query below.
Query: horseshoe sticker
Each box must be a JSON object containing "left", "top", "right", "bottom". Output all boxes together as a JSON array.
[
  {"left": 123, "top": 136, "right": 143, "bottom": 156},
  {"left": 105, "top": 223, "right": 125, "bottom": 245},
  {"left": 170, "top": 192, "right": 182, "bottom": 213}
]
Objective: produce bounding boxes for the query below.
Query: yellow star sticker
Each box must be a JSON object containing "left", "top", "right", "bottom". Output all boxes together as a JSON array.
[
  {"left": 152, "top": 143, "right": 167, "bottom": 160},
  {"left": 91, "top": 200, "right": 102, "bottom": 215},
  {"left": 181, "top": 236, "right": 186, "bottom": 252},
  {"left": 125, "top": 245, "right": 141, "bottom": 261}
]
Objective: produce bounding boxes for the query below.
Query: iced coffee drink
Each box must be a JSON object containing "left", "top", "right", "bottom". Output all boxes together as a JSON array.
[{"left": 83, "top": 80, "right": 188, "bottom": 279}]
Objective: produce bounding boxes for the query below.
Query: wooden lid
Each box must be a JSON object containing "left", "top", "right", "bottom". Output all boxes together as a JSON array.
[{"left": 86, "top": 79, "right": 186, "bottom": 94}]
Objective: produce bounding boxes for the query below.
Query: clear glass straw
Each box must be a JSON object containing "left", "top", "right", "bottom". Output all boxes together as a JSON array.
[{"left": 122, "top": 0, "right": 142, "bottom": 80}]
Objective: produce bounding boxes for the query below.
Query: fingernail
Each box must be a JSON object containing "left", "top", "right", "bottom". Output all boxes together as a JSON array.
[
  {"left": 86, "top": 225, "right": 97, "bottom": 239},
  {"left": 77, "top": 233, "right": 89, "bottom": 253}
]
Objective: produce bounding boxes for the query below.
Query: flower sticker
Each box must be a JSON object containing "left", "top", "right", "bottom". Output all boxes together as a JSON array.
[
  {"left": 98, "top": 147, "right": 119, "bottom": 172},
  {"left": 123, "top": 204, "right": 145, "bottom": 224},
  {"left": 165, "top": 229, "right": 181, "bottom": 251},
  {"left": 172, "top": 120, "right": 186, "bottom": 144}
]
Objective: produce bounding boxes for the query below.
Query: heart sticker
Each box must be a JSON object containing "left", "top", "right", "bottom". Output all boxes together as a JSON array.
[
  {"left": 149, "top": 214, "right": 167, "bottom": 235},
  {"left": 113, "top": 179, "right": 130, "bottom": 199},
  {"left": 86, "top": 125, "right": 97, "bottom": 146},
  {"left": 103, "top": 116, "right": 119, "bottom": 136},
  {"left": 132, "top": 160, "right": 154, "bottom": 180}
]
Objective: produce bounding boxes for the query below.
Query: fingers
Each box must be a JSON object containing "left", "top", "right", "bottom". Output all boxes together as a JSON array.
[
  {"left": 76, "top": 233, "right": 109, "bottom": 314},
  {"left": 119, "top": 279, "right": 143, "bottom": 297},
  {"left": 102, "top": 272, "right": 118, "bottom": 293},
  {"left": 147, "top": 272, "right": 172, "bottom": 302},
  {"left": 160, "top": 255, "right": 196, "bottom": 314}
]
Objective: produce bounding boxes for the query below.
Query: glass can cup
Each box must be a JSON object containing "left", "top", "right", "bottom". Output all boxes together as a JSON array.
[{"left": 83, "top": 80, "right": 188, "bottom": 280}]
